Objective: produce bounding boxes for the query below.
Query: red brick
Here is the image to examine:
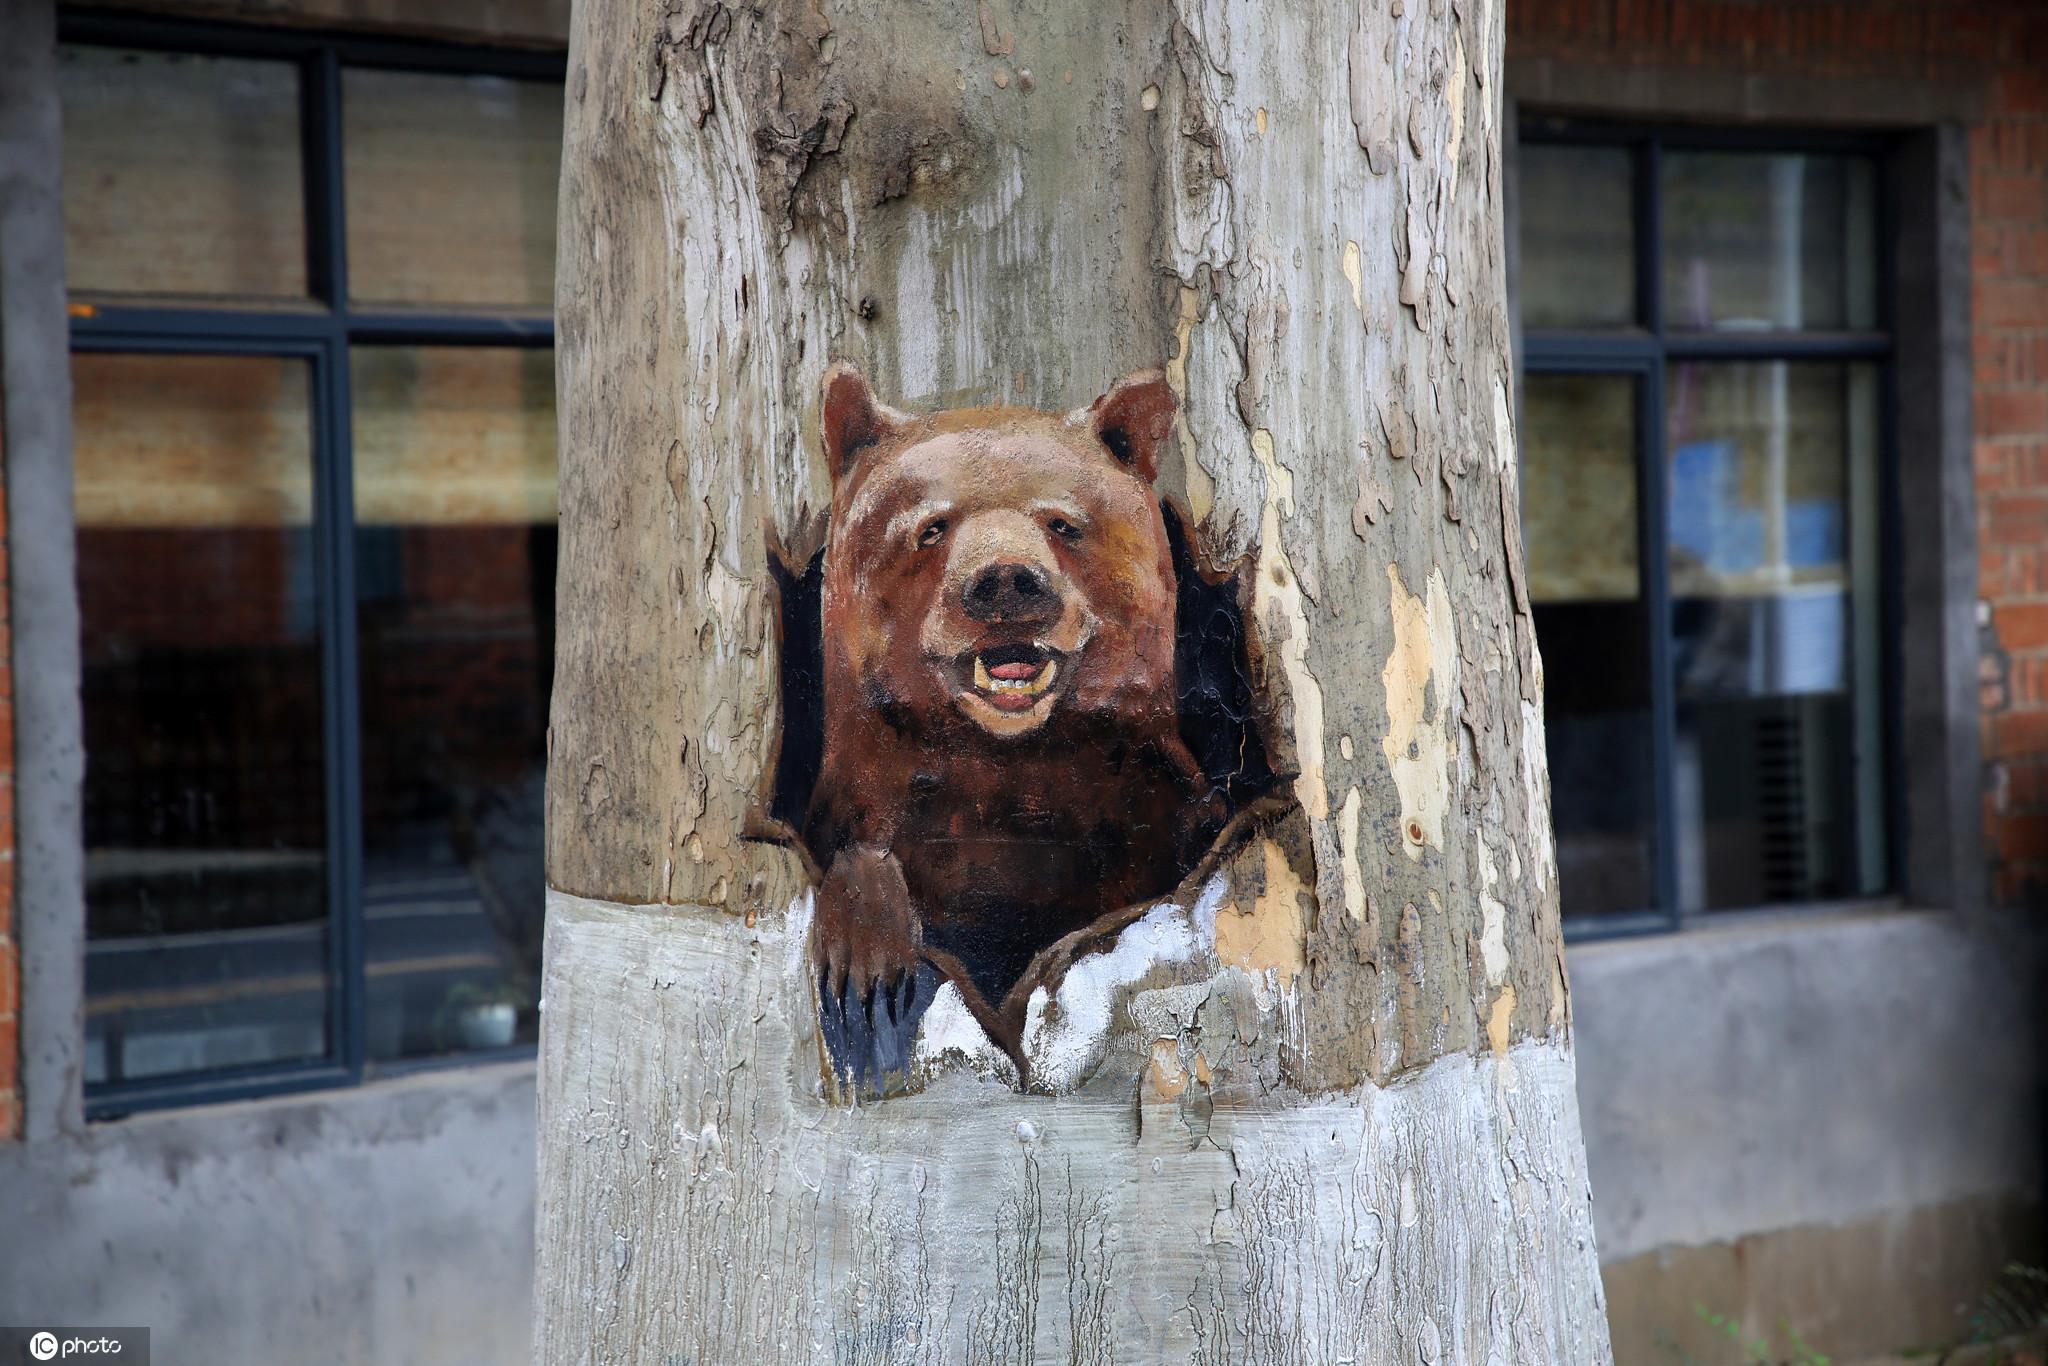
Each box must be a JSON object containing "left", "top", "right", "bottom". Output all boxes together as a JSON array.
[
  {"left": 1999, "top": 603, "right": 2048, "bottom": 653},
  {"left": 1973, "top": 439, "right": 2048, "bottom": 493},
  {"left": 1982, "top": 389, "right": 2048, "bottom": 439},
  {"left": 1985, "top": 548, "right": 2013, "bottom": 598},
  {"left": 1974, "top": 121, "right": 2048, "bottom": 173},
  {"left": 1987, "top": 494, "right": 2048, "bottom": 550},
  {"left": 2002, "top": 759, "right": 2048, "bottom": 812},
  {"left": 1979, "top": 172, "right": 2048, "bottom": 224},
  {"left": 1993, "top": 70, "right": 2048, "bottom": 118},
  {"left": 1979, "top": 446, "right": 2011, "bottom": 493},
  {"left": 2013, "top": 656, "right": 2048, "bottom": 710},
  {"left": 1988, "top": 811, "right": 2048, "bottom": 870},
  {"left": 2030, "top": 340, "right": 2048, "bottom": 391},
  {"left": 2003, "top": 442, "right": 2044, "bottom": 491},
  {"left": 1971, "top": 123, "right": 2002, "bottom": 167},
  {"left": 1976, "top": 225, "right": 2010, "bottom": 278},
  {"left": 1980, "top": 337, "right": 2048, "bottom": 388},
  {"left": 1946, "top": 10, "right": 2004, "bottom": 63},
  {"left": 1990, "top": 707, "right": 2048, "bottom": 760},
  {"left": 2015, "top": 229, "right": 2048, "bottom": 278},
  {"left": 2012, "top": 548, "right": 2048, "bottom": 596},
  {"left": 1980, "top": 281, "right": 2048, "bottom": 329},
  {"left": 0, "top": 356, "right": 11, "bottom": 1138},
  {"left": 1615, "top": 0, "right": 1657, "bottom": 43}
]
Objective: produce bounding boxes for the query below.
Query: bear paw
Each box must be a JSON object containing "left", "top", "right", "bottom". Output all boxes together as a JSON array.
[{"left": 813, "top": 846, "right": 935, "bottom": 1099}]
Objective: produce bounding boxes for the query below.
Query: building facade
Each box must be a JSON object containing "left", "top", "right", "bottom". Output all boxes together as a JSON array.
[{"left": 0, "top": 0, "right": 2043, "bottom": 1361}]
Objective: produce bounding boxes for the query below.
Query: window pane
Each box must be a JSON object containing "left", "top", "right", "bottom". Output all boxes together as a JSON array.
[
  {"left": 60, "top": 46, "right": 307, "bottom": 300},
  {"left": 352, "top": 347, "right": 555, "bottom": 1061},
  {"left": 1662, "top": 151, "right": 1877, "bottom": 332},
  {"left": 1522, "top": 374, "right": 1657, "bottom": 917},
  {"left": 1666, "top": 361, "right": 1885, "bottom": 910},
  {"left": 1518, "top": 144, "right": 1636, "bottom": 330},
  {"left": 343, "top": 70, "right": 561, "bottom": 309},
  {"left": 74, "top": 354, "right": 329, "bottom": 1086}
]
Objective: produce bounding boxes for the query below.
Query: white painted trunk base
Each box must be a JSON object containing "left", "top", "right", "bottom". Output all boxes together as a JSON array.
[{"left": 534, "top": 892, "right": 1611, "bottom": 1364}]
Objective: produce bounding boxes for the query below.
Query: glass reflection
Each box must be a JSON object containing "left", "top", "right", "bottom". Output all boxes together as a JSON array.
[
  {"left": 343, "top": 69, "right": 561, "bottom": 309},
  {"left": 1519, "top": 144, "right": 1637, "bottom": 330},
  {"left": 1666, "top": 361, "right": 1885, "bottom": 909},
  {"left": 352, "top": 346, "right": 556, "bottom": 1060},
  {"left": 1663, "top": 151, "right": 1877, "bottom": 332},
  {"left": 74, "top": 353, "right": 330, "bottom": 1085},
  {"left": 60, "top": 46, "right": 308, "bottom": 300},
  {"left": 1522, "top": 374, "right": 1656, "bottom": 917}
]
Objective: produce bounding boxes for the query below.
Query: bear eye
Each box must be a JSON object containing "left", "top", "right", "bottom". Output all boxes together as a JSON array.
[
  {"left": 917, "top": 519, "right": 948, "bottom": 548},
  {"left": 1047, "top": 517, "right": 1083, "bottom": 542}
]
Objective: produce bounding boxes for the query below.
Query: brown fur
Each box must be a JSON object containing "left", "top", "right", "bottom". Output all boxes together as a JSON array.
[{"left": 806, "top": 365, "right": 1217, "bottom": 1067}]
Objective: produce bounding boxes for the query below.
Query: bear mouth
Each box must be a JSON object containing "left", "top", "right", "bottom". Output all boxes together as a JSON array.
[{"left": 965, "top": 642, "right": 1062, "bottom": 714}]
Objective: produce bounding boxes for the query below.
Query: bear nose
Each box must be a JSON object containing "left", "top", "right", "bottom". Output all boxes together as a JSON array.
[{"left": 962, "top": 562, "right": 1058, "bottom": 623}]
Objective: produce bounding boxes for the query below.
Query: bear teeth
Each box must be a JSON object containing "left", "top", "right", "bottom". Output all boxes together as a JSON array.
[{"left": 974, "top": 656, "right": 1056, "bottom": 696}]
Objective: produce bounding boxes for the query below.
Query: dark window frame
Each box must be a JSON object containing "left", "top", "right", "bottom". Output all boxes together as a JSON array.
[
  {"left": 61, "top": 10, "right": 563, "bottom": 1118},
  {"left": 1518, "top": 116, "right": 1903, "bottom": 942}
]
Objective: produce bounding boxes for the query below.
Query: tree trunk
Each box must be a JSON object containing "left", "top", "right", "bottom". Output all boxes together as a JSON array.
[{"left": 537, "top": 0, "right": 1612, "bottom": 1360}]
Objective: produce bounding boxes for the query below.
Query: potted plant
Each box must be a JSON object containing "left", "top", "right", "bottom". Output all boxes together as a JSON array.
[{"left": 439, "top": 980, "right": 526, "bottom": 1051}]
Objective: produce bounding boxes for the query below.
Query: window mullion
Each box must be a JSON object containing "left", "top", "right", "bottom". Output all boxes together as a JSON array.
[
  {"left": 317, "top": 333, "right": 368, "bottom": 1082},
  {"left": 1639, "top": 137, "right": 1663, "bottom": 341},
  {"left": 306, "top": 46, "right": 349, "bottom": 310},
  {"left": 309, "top": 45, "right": 368, "bottom": 1079},
  {"left": 1637, "top": 136, "right": 1682, "bottom": 926},
  {"left": 1639, "top": 359, "right": 1681, "bottom": 927}
]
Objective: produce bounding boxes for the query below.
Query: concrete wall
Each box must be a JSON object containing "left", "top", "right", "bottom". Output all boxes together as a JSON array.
[
  {"left": 0, "top": 0, "right": 85, "bottom": 1145},
  {"left": 0, "top": 1062, "right": 535, "bottom": 1364},
  {"left": 0, "top": 913, "right": 2031, "bottom": 1364},
  {"left": 1576, "top": 910, "right": 2044, "bottom": 1362}
]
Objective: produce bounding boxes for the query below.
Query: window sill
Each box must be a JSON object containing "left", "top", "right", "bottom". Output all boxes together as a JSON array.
[
  {"left": 84, "top": 1052, "right": 536, "bottom": 1131},
  {"left": 1564, "top": 895, "right": 1984, "bottom": 958}
]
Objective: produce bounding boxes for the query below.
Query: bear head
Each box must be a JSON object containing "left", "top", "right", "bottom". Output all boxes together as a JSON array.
[{"left": 818, "top": 364, "right": 1180, "bottom": 744}]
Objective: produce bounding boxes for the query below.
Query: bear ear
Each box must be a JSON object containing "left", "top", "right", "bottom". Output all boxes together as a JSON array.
[
  {"left": 820, "top": 362, "right": 908, "bottom": 486},
  {"left": 1072, "top": 369, "right": 1176, "bottom": 484}
]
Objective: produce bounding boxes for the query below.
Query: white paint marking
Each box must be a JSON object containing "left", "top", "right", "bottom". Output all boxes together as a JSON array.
[{"left": 1021, "top": 879, "right": 1226, "bottom": 1093}]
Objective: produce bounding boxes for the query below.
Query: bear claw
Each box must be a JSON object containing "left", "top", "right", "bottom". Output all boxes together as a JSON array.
[{"left": 817, "top": 962, "right": 939, "bottom": 1100}]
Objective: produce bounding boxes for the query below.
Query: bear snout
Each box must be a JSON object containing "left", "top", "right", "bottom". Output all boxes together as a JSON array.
[{"left": 962, "top": 562, "right": 1060, "bottom": 625}]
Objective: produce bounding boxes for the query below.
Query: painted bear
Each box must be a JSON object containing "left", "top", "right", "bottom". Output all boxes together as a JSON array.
[{"left": 804, "top": 363, "right": 1223, "bottom": 1095}]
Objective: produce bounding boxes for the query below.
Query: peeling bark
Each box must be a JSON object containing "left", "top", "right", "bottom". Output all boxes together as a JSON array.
[{"left": 541, "top": 0, "right": 1608, "bottom": 1358}]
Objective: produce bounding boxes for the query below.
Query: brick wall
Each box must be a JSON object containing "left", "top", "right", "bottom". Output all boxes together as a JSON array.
[
  {"left": 0, "top": 414, "right": 17, "bottom": 1141},
  {"left": 1975, "top": 51, "right": 2048, "bottom": 906},
  {"left": 1508, "top": 0, "right": 2048, "bottom": 909}
]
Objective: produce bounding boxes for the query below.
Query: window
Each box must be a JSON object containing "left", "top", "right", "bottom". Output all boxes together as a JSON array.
[
  {"left": 1516, "top": 122, "right": 1892, "bottom": 935},
  {"left": 61, "top": 16, "right": 564, "bottom": 1114}
]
